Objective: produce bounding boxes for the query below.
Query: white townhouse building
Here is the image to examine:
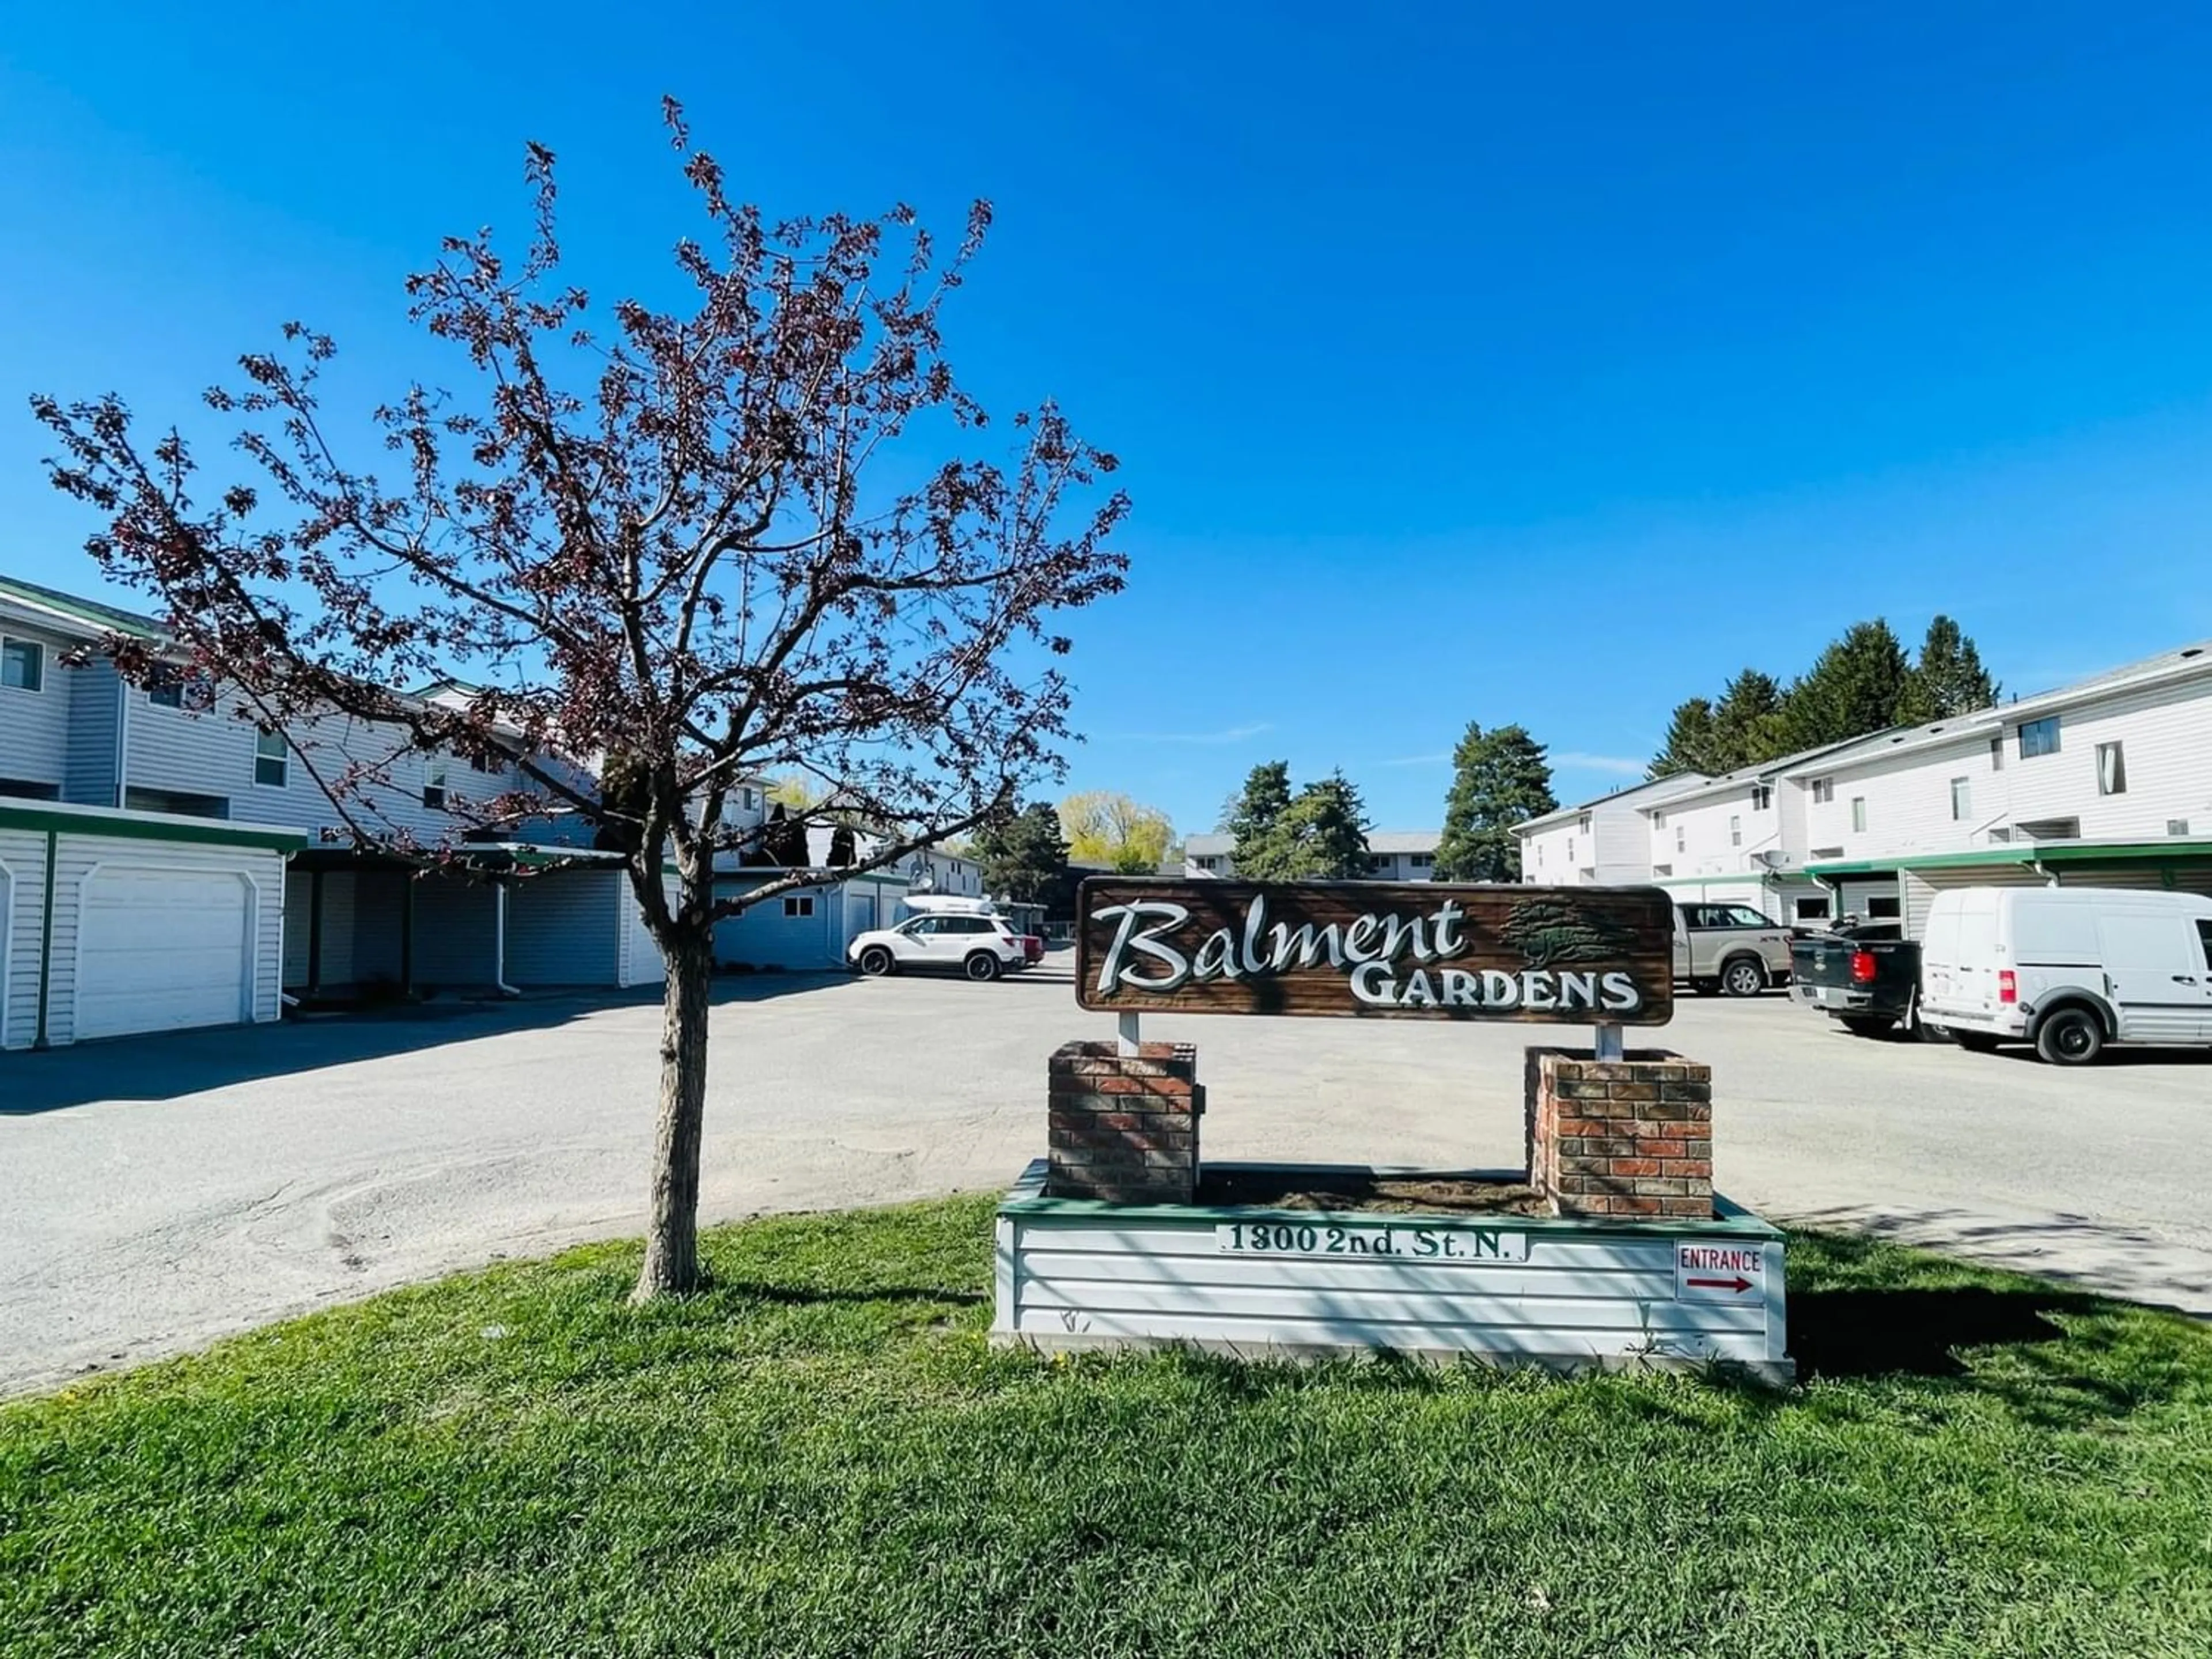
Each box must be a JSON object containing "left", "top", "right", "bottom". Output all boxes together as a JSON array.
[
  {"left": 1500, "top": 636, "right": 2212, "bottom": 936},
  {"left": 1179, "top": 830, "right": 1443, "bottom": 881},
  {"left": 1517, "top": 773, "right": 1711, "bottom": 885},
  {"left": 1, "top": 573, "right": 984, "bottom": 1044},
  {"left": 1790, "top": 638, "right": 2212, "bottom": 933}
]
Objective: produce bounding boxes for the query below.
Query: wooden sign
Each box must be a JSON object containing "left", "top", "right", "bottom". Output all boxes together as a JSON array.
[{"left": 1074, "top": 879, "right": 1674, "bottom": 1024}]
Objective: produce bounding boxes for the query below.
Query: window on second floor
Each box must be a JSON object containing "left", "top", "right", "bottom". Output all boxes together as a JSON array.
[
  {"left": 1409, "top": 852, "right": 1434, "bottom": 868},
  {"left": 1675, "top": 826, "right": 1685, "bottom": 853},
  {"left": 423, "top": 757, "right": 449, "bottom": 810},
  {"left": 1810, "top": 778, "right": 1834, "bottom": 804},
  {"left": 1851, "top": 797, "right": 1867, "bottom": 832},
  {"left": 2096, "top": 741, "right": 2127, "bottom": 796},
  {"left": 1950, "top": 777, "right": 1972, "bottom": 821},
  {"left": 1988, "top": 734, "right": 2005, "bottom": 772},
  {"left": 1750, "top": 785, "right": 1772, "bottom": 812},
  {"left": 1195, "top": 855, "right": 1219, "bottom": 871},
  {"left": 1729, "top": 815, "right": 1743, "bottom": 846},
  {"left": 147, "top": 675, "right": 183, "bottom": 709},
  {"left": 2018, "top": 716, "right": 2060, "bottom": 759},
  {"left": 1, "top": 637, "right": 43, "bottom": 692},
  {"left": 253, "top": 727, "right": 288, "bottom": 787}
]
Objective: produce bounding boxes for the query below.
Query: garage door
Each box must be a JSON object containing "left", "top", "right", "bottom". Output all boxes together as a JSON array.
[{"left": 77, "top": 868, "right": 252, "bottom": 1039}]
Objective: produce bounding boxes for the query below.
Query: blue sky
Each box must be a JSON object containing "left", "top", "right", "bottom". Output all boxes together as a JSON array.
[{"left": 5, "top": 3, "right": 2210, "bottom": 837}]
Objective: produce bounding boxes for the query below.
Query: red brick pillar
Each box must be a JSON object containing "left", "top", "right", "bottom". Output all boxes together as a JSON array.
[
  {"left": 1524, "top": 1048, "right": 1713, "bottom": 1219},
  {"left": 1047, "top": 1041, "right": 1202, "bottom": 1203}
]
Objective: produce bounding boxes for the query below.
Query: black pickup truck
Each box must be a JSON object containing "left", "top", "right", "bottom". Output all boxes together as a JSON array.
[{"left": 1789, "top": 921, "right": 1921, "bottom": 1038}]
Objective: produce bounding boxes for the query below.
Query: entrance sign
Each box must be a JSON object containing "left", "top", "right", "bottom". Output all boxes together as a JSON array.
[
  {"left": 1676, "top": 1241, "right": 1766, "bottom": 1300},
  {"left": 1075, "top": 879, "right": 1674, "bottom": 1024}
]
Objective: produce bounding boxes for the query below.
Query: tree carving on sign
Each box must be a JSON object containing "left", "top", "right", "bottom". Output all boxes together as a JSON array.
[
  {"left": 31, "top": 101, "right": 1128, "bottom": 1302},
  {"left": 1499, "top": 899, "right": 1644, "bottom": 969}
]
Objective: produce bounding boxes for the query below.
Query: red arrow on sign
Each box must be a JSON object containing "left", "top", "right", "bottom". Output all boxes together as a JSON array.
[{"left": 1685, "top": 1275, "right": 1753, "bottom": 1293}]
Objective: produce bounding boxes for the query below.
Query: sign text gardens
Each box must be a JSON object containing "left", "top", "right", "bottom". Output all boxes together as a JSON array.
[{"left": 1075, "top": 879, "right": 1675, "bottom": 1023}]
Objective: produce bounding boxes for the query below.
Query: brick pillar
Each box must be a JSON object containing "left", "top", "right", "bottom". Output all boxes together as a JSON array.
[
  {"left": 1524, "top": 1048, "right": 1713, "bottom": 1219},
  {"left": 1047, "top": 1041, "right": 1202, "bottom": 1203}
]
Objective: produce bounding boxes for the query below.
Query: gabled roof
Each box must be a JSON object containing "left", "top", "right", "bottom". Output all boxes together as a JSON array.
[
  {"left": 1515, "top": 771, "right": 1709, "bottom": 835},
  {"left": 1368, "top": 830, "right": 1441, "bottom": 854},
  {"left": 1184, "top": 833, "right": 1233, "bottom": 855},
  {"left": 1633, "top": 737, "right": 1876, "bottom": 810},
  {"left": 1778, "top": 637, "right": 2212, "bottom": 780},
  {"left": 0, "top": 574, "right": 162, "bottom": 639}
]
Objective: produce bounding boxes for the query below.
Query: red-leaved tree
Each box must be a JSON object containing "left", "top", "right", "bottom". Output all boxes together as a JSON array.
[{"left": 31, "top": 101, "right": 1128, "bottom": 1300}]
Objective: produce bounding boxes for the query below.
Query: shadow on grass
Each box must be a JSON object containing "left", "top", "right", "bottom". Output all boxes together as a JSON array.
[
  {"left": 1790, "top": 1286, "right": 2074, "bottom": 1380},
  {"left": 721, "top": 1282, "right": 987, "bottom": 1309}
]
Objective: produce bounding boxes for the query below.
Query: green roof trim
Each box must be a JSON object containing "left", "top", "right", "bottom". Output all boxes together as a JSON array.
[
  {"left": 0, "top": 575, "right": 162, "bottom": 639},
  {"left": 997, "top": 1161, "right": 1785, "bottom": 1240},
  {"left": 0, "top": 801, "right": 306, "bottom": 853},
  {"left": 1808, "top": 840, "right": 2212, "bottom": 877}
]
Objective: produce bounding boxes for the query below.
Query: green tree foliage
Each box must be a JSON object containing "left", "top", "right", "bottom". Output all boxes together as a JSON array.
[
  {"left": 1434, "top": 723, "right": 1557, "bottom": 882},
  {"left": 1778, "top": 620, "right": 1912, "bottom": 751},
  {"left": 1899, "top": 615, "right": 1999, "bottom": 723},
  {"left": 1224, "top": 760, "right": 1294, "bottom": 870},
  {"left": 1240, "top": 771, "right": 1372, "bottom": 880},
  {"left": 1650, "top": 698, "right": 1719, "bottom": 778},
  {"left": 1651, "top": 616, "right": 1994, "bottom": 775},
  {"left": 1059, "top": 790, "right": 1174, "bottom": 874},
  {"left": 971, "top": 802, "right": 1073, "bottom": 905}
]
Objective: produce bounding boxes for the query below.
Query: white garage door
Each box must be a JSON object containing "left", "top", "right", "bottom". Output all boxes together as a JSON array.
[{"left": 78, "top": 868, "right": 252, "bottom": 1039}]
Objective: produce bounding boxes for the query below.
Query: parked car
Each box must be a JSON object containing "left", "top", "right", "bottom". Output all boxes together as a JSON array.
[
  {"left": 1673, "top": 903, "right": 1794, "bottom": 997},
  {"left": 1791, "top": 919, "right": 1920, "bottom": 1037},
  {"left": 1919, "top": 886, "right": 2212, "bottom": 1065},
  {"left": 847, "top": 904, "right": 1038, "bottom": 981}
]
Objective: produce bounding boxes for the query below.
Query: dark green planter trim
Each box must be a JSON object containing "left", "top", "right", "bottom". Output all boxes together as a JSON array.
[
  {"left": 0, "top": 802, "right": 305, "bottom": 853},
  {"left": 1809, "top": 840, "right": 2212, "bottom": 878},
  {"left": 34, "top": 829, "right": 57, "bottom": 1049},
  {"left": 998, "top": 1159, "right": 1785, "bottom": 1240}
]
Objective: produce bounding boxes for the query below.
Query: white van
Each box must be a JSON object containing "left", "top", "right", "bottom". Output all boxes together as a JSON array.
[{"left": 1919, "top": 887, "right": 2212, "bottom": 1065}]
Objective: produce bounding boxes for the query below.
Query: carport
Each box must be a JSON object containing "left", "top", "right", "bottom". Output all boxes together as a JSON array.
[
  {"left": 282, "top": 846, "right": 672, "bottom": 1002},
  {"left": 0, "top": 798, "right": 302, "bottom": 1050},
  {"left": 1809, "top": 839, "right": 2212, "bottom": 937}
]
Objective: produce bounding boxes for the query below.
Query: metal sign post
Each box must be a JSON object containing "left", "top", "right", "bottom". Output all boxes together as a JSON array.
[
  {"left": 1594, "top": 1021, "right": 1625, "bottom": 1062},
  {"left": 1117, "top": 1010, "right": 1142, "bottom": 1057}
]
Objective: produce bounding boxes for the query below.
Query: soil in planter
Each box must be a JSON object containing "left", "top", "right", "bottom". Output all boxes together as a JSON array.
[{"left": 1198, "top": 1166, "right": 1551, "bottom": 1217}]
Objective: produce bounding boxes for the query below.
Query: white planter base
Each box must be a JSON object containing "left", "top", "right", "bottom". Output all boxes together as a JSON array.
[{"left": 991, "top": 1159, "right": 1792, "bottom": 1385}]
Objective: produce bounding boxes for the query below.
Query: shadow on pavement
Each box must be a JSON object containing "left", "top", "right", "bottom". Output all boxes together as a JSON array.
[{"left": 0, "top": 973, "right": 841, "bottom": 1116}]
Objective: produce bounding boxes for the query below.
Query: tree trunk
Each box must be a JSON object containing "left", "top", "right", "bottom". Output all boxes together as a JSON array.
[{"left": 632, "top": 925, "right": 715, "bottom": 1301}]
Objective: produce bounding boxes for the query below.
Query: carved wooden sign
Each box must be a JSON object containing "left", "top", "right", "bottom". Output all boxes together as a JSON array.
[{"left": 1075, "top": 879, "right": 1675, "bottom": 1024}]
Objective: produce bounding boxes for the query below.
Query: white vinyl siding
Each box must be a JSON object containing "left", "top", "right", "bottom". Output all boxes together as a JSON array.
[{"left": 1, "top": 824, "right": 286, "bottom": 1050}]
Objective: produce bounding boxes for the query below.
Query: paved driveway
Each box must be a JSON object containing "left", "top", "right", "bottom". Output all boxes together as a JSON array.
[{"left": 3, "top": 954, "right": 2207, "bottom": 1393}]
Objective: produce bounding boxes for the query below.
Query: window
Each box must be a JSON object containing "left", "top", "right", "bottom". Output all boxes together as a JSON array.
[
  {"left": 1729, "top": 815, "right": 1742, "bottom": 846},
  {"left": 147, "top": 676, "right": 183, "bottom": 709},
  {"left": 1750, "top": 785, "right": 1772, "bottom": 812},
  {"left": 1685, "top": 904, "right": 1777, "bottom": 930},
  {"left": 423, "top": 757, "right": 449, "bottom": 810},
  {"left": 1565, "top": 838, "right": 1575, "bottom": 862},
  {"left": 1988, "top": 734, "right": 2004, "bottom": 772},
  {"left": 1810, "top": 778, "right": 1834, "bottom": 804},
  {"left": 1195, "top": 855, "right": 1218, "bottom": 871},
  {"left": 2198, "top": 919, "right": 2212, "bottom": 971},
  {"left": 1867, "top": 894, "right": 1902, "bottom": 920},
  {"left": 2018, "top": 717, "right": 2060, "bottom": 759},
  {"left": 1651, "top": 863, "right": 1672, "bottom": 877},
  {"left": 0, "top": 777, "right": 61, "bottom": 800},
  {"left": 2096, "top": 741, "right": 2126, "bottom": 796},
  {"left": 1675, "top": 826, "right": 1685, "bottom": 853},
  {"left": 124, "top": 786, "right": 229, "bottom": 818},
  {"left": 2171, "top": 819, "right": 2192, "bottom": 837},
  {"left": 741, "top": 787, "right": 757, "bottom": 810},
  {"left": 1949, "top": 777, "right": 1971, "bottom": 821},
  {"left": 1850, "top": 797, "right": 1867, "bottom": 833},
  {"left": 1794, "top": 897, "right": 1831, "bottom": 922},
  {"left": 783, "top": 896, "right": 815, "bottom": 918},
  {"left": 253, "top": 728, "right": 288, "bottom": 787},
  {"left": 1368, "top": 854, "right": 1392, "bottom": 873},
  {"left": 1409, "top": 852, "right": 1434, "bottom": 869},
  {"left": 1578, "top": 813, "right": 1591, "bottom": 832},
  {"left": 1, "top": 638, "right": 43, "bottom": 692},
  {"left": 1653, "top": 811, "right": 1665, "bottom": 828}
]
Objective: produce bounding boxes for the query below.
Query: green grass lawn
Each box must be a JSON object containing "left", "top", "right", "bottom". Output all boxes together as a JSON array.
[{"left": 4, "top": 1199, "right": 2210, "bottom": 1658}]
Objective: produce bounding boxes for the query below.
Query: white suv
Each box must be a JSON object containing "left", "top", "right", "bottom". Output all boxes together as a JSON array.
[{"left": 849, "top": 911, "right": 1034, "bottom": 982}]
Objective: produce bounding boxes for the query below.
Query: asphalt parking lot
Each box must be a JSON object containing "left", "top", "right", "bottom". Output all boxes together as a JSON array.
[{"left": 2, "top": 950, "right": 2206, "bottom": 1393}]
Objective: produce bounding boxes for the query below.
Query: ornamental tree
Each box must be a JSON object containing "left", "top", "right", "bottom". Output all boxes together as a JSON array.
[{"left": 31, "top": 103, "right": 1128, "bottom": 1301}]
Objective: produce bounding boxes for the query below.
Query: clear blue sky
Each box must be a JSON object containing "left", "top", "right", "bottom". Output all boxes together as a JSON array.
[{"left": 5, "top": 3, "right": 2210, "bottom": 836}]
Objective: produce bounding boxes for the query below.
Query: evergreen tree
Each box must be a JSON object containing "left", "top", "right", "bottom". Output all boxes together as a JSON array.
[
  {"left": 1778, "top": 620, "right": 1913, "bottom": 751},
  {"left": 1710, "top": 669, "right": 1790, "bottom": 770},
  {"left": 1226, "top": 760, "right": 1295, "bottom": 873},
  {"left": 1900, "top": 614, "right": 1999, "bottom": 722},
  {"left": 971, "top": 801, "right": 1071, "bottom": 905},
  {"left": 1239, "top": 771, "right": 1370, "bottom": 880},
  {"left": 1650, "top": 697, "right": 1719, "bottom": 777},
  {"left": 1434, "top": 722, "right": 1557, "bottom": 882}
]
